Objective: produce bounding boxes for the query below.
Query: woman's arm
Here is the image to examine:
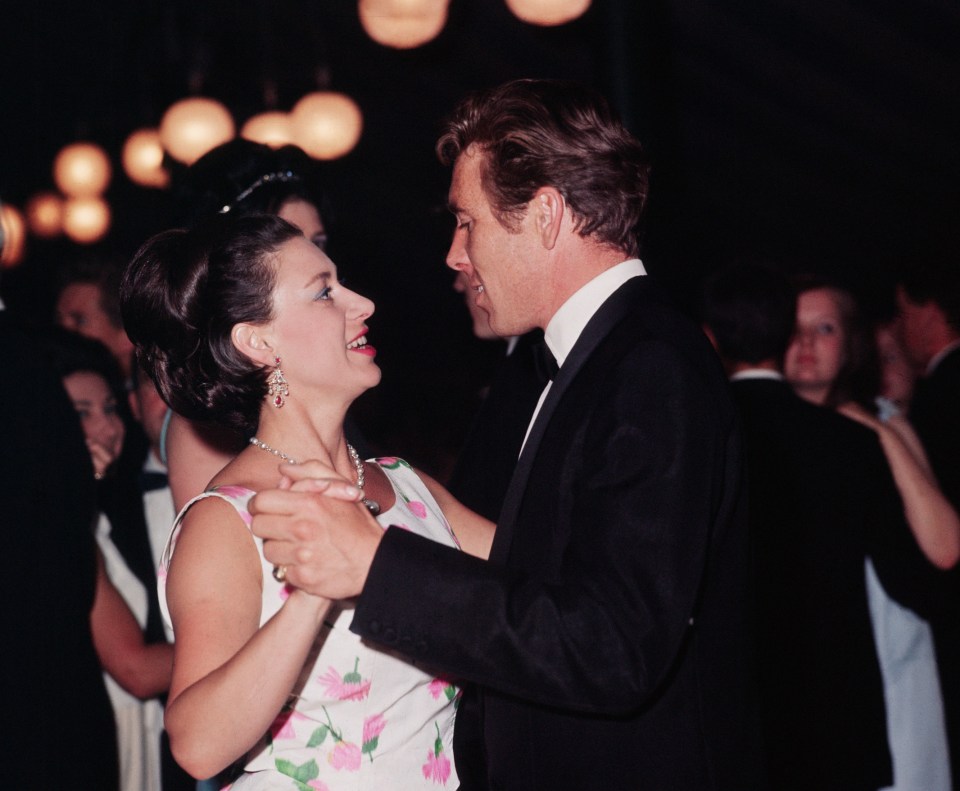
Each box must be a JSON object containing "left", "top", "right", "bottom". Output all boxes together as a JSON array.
[
  {"left": 90, "top": 548, "right": 173, "bottom": 698},
  {"left": 417, "top": 469, "right": 496, "bottom": 560},
  {"left": 163, "top": 496, "right": 331, "bottom": 780},
  {"left": 839, "top": 403, "right": 960, "bottom": 569}
]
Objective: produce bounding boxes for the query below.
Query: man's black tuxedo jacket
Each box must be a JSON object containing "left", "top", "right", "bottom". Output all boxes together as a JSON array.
[
  {"left": 909, "top": 346, "right": 960, "bottom": 789},
  {"left": 0, "top": 312, "right": 118, "bottom": 789},
  {"left": 353, "top": 277, "right": 761, "bottom": 789},
  {"left": 731, "top": 377, "right": 948, "bottom": 791}
]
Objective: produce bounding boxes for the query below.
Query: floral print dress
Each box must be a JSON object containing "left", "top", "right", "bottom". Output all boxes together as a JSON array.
[{"left": 159, "top": 458, "right": 461, "bottom": 790}]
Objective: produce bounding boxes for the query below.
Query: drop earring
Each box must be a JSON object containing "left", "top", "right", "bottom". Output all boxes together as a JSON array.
[{"left": 267, "top": 356, "right": 289, "bottom": 407}]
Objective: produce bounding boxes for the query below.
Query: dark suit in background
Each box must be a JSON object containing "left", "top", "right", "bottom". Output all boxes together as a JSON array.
[
  {"left": 355, "top": 277, "right": 760, "bottom": 789},
  {"left": 446, "top": 329, "right": 545, "bottom": 522},
  {"left": 0, "top": 310, "right": 118, "bottom": 790},
  {"left": 733, "top": 376, "right": 947, "bottom": 791},
  {"left": 910, "top": 345, "right": 960, "bottom": 787}
]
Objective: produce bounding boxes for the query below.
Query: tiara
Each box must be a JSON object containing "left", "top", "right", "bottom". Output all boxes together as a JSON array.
[{"left": 219, "top": 170, "right": 302, "bottom": 214}]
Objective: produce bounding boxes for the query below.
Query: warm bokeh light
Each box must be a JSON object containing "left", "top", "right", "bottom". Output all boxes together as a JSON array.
[
  {"left": 290, "top": 92, "right": 363, "bottom": 160},
  {"left": 122, "top": 128, "right": 170, "bottom": 188},
  {"left": 159, "top": 97, "right": 236, "bottom": 165},
  {"left": 0, "top": 203, "right": 27, "bottom": 267},
  {"left": 505, "top": 0, "right": 590, "bottom": 26},
  {"left": 358, "top": 0, "right": 449, "bottom": 49},
  {"left": 53, "top": 142, "right": 112, "bottom": 198},
  {"left": 26, "top": 192, "right": 65, "bottom": 238},
  {"left": 241, "top": 112, "right": 294, "bottom": 148},
  {"left": 62, "top": 196, "right": 111, "bottom": 243}
]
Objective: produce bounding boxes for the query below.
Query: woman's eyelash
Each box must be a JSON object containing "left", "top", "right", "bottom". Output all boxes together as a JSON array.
[{"left": 315, "top": 286, "right": 333, "bottom": 301}]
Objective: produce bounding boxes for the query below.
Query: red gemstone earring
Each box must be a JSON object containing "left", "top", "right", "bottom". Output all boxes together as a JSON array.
[{"left": 266, "top": 356, "right": 289, "bottom": 408}]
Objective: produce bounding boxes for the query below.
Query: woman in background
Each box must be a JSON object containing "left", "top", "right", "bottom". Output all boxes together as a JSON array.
[
  {"left": 40, "top": 327, "right": 174, "bottom": 791},
  {"left": 784, "top": 277, "right": 957, "bottom": 790}
]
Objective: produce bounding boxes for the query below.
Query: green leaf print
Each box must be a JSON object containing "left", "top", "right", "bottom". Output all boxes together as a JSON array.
[
  {"left": 343, "top": 657, "right": 362, "bottom": 684},
  {"left": 307, "top": 725, "right": 329, "bottom": 748},
  {"left": 275, "top": 757, "right": 319, "bottom": 783},
  {"left": 362, "top": 735, "right": 380, "bottom": 755}
]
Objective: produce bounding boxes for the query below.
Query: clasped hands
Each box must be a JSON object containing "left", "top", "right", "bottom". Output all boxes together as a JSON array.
[{"left": 249, "top": 460, "right": 384, "bottom": 600}]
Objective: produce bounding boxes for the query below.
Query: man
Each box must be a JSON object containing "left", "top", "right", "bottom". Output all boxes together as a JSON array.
[
  {"left": 252, "top": 80, "right": 759, "bottom": 789},
  {"left": 896, "top": 259, "right": 960, "bottom": 786},
  {"left": 702, "top": 263, "right": 950, "bottom": 790},
  {"left": 56, "top": 255, "right": 136, "bottom": 382}
]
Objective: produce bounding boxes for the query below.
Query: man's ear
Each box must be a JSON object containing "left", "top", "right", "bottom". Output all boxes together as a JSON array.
[
  {"left": 231, "top": 322, "right": 276, "bottom": 367},
  {"left": 534, "top": 187, "right": 565, "bottom": 250}
]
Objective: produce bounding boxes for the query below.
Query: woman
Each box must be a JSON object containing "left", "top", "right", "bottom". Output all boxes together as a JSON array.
[
  {"left": 120, "top": 214, "right": 492, "bottom": 787},
  {"left": 40, "top": 327, "right": 175, "bottom": 791},
  {"left": 166, "top": 139, "right": 342, "bottom": 512},
  {"left": 784, "top": 279, "right": 957, "bottom": 791}
]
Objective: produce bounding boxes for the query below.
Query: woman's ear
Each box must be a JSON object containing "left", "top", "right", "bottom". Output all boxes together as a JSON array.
[
  {"left": 231, "top": 322, "right": 275, "bottom": 367},
  {"left": 534, "top": 187, "right": 565, "bottom": 250}
]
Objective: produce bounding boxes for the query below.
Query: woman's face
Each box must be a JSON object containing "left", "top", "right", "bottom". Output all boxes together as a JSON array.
[
  {"left": 63, "top": 370, "right": 125, "bottom": 469},
  {"left": 278, "top": 198, "right": 327, "bottom": 252},
  {"left": 784, "top": 288, "right": 847, "bottom": 404},
  {"left": 260, "top": 236, "right": 380, "bottom": 403}
]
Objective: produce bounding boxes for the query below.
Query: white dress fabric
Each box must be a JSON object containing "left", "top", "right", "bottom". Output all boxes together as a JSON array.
[
  {"left": 160, "top": 457, "right": 461, "bottom": 790},
  {"left": 868, "top": 399, "right": 951, "bottom": 791},
  {"left": 96, "top": 513, "right": 165, "bottom": 791}
]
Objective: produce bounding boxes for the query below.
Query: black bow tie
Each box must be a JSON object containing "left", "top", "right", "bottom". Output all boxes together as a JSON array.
[
  {"left": 531, "top": 340, "right": 559, "bottom": 385},
  {"left": 139, "top": 470, "right": 169, "bottom": 493}
]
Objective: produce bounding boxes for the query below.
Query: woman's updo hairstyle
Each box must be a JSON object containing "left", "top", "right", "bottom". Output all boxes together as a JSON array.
[{"left": 120, "top": 213, "right": 301, "bottom": 435}]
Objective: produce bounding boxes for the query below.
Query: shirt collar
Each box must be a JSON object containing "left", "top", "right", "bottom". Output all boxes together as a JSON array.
[
  {"left": 544, "top": 259, "right": 646, "bottom": 366},
  {"left": 730, "top": 368, "right": 785, "bottom": 382},
  {"left": 927, "top": 338, "right": 960, "bottom": 376}
]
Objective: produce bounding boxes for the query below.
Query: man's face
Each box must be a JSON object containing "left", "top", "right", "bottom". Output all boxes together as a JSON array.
[
  {"left": 445, "top": 147, "right": 545, "bottom": 337},
  {"left": 56, "top": 283, "right": 115, "bottom": 345},
  {"left": 56, "top": 282, "right": 133, "bottom": 373}
]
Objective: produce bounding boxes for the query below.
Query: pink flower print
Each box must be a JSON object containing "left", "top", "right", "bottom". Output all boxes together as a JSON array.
[
  {"left": 421, "top": 723, "right": 452, "bottom": 784},
  {"left": 428, "top": 677, "right": 458, "bottom": 702},
  {"left": 406, "top": 500, "right": 428, "bottom": 519},
  {"left": 270, "top": 709, "right": 309, "bottom": 741},
  {"left": 328, "top": 741, "right": 362, "bottom": 771},
  {"left": 362, "top": 713, "right": 387, "bottom": 762},
  {"left": 377, "top": 457, "right": 400, "bottom": 467},
  {"left": 319, "top": 658, "right": 371, "bottom": 701},
  {"left": 308, "top": 782, "right": 331, "bottom": 791}
]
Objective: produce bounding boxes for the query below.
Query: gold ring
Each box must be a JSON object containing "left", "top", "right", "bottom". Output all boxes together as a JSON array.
[{"left": 272, "top": 564, "right": 287, "bottom": 583}]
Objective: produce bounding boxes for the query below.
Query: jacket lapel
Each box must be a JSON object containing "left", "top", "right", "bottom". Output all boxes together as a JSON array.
[{"left": 490, "top": 276, "right": 650, "bottom": 565}]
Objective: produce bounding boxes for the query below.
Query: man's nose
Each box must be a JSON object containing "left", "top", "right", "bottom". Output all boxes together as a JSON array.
[{"left": 445, "top": 229, "right": 468, "bottom": 271}]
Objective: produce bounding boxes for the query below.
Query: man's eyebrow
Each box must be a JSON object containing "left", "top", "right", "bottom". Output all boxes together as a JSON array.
[{"left": 447, "top": 200, "right": 465, "bottom": 214}]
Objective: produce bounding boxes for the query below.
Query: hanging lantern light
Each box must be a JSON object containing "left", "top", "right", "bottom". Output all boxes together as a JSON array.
[
  {"left": 0, "top": 203, "right": 27, "bottom": 268},
  {"left": 122, "top": 128, "right": 170, "bottom": 188},
  {"left": 290, "top": 92, "right": 363, "bottom": 160},
  {"left": 358, "top": 0, "right": 449, "bottom": 49},
  {"left": 63, "top": 196, "right": 111, "bottom": 244},
  {"left": 26, "top": 192, "right": 65, "bottom": 238},
  {"left": 53, "top": 142, "right": 112, "bottom": 198},
  {"left": 505, "top": 0, "right": 591, "bottom": 26},
  {"left": 159, "top": 97, "right": 236, "bottom": 165},
  {"left": 241, "top": 112, "right": 294, "bottom": 148}
]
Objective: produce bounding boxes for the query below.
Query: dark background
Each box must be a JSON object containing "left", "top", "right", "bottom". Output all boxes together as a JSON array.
[{"left": 2, "top": 0, "right": 958, "bottom": 477}]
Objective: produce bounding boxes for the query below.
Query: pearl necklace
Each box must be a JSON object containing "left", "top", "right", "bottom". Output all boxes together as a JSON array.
[{"left": 248, "top": 436, "right": 381, "bottom": 515}]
